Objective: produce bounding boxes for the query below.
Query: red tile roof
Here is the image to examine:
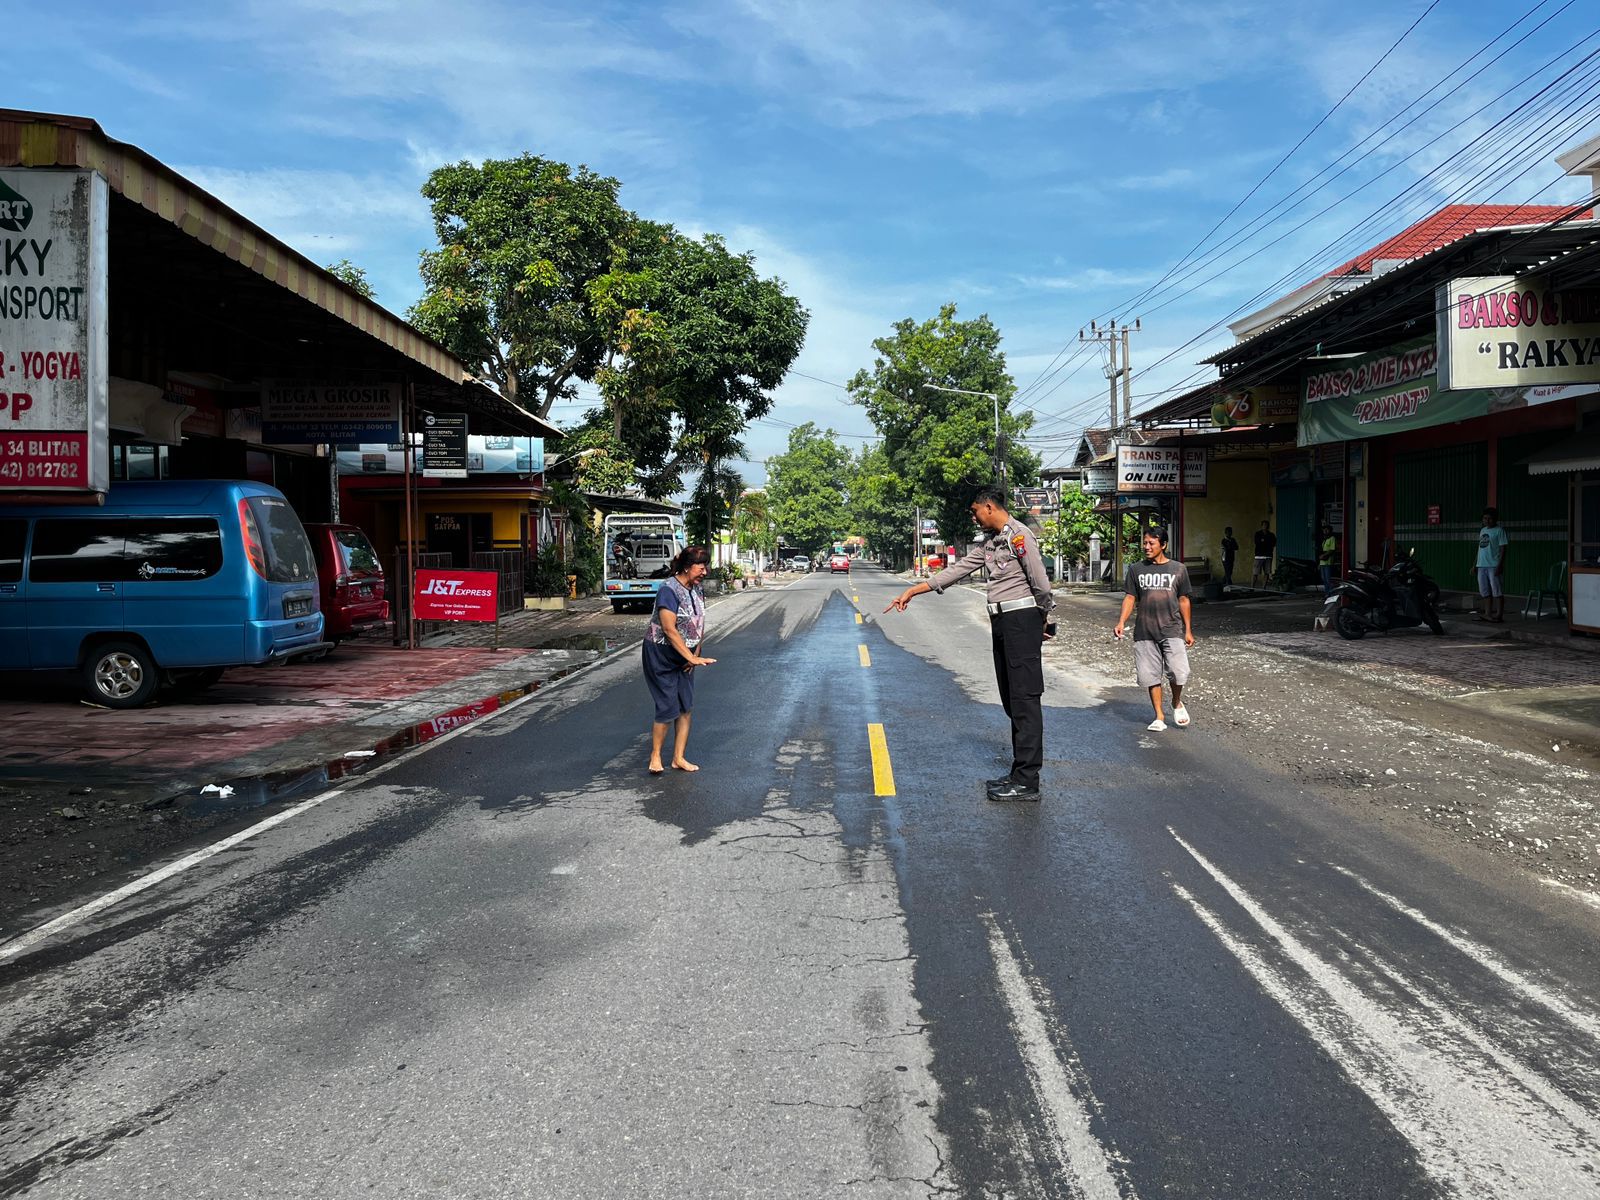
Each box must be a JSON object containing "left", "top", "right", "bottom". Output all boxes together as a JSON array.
[{"left": 1326, "top": 204, "right": 1587, "bottom": 277}]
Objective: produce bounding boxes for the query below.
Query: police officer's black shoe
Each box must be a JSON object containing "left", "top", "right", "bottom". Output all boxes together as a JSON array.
[
  {"left": 988, "top": 781, "right": 1041, "bottom": 803},
  {"left": 985, "top": 775, "right": 1015, "bottom": 792}
]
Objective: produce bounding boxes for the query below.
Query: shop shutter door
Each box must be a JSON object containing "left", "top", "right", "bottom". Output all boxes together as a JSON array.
[
  {"left": 1275, "top": 485, "right": 1316, "bottom": 561},
  {"left": 1499, "top": 431, "right": 1570, "bottom": 597},
  {"left": 1394, "top": 443, "right": 1487, "bottom": 592}
]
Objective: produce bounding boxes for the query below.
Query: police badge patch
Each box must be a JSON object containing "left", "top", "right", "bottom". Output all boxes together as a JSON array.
[{"left": 1011, "top": 533, "right": 1027, "bottom": 557}]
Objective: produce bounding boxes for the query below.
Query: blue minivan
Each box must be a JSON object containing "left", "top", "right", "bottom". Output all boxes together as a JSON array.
[{"left": 0, "top": 480, "right": 331, "bottom": 707}]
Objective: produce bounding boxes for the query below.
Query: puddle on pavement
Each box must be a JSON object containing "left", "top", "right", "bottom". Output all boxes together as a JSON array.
[
  {"left": 531, "top": 634, "right": 625, "bottom": 653},
  {"left": 152, "top": 650, "right": 615, "bottom": 820}
]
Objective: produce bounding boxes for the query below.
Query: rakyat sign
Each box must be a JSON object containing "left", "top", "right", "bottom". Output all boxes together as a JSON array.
[{"left": 1116, "top": 446, "right": 1207, "bottom": 495}]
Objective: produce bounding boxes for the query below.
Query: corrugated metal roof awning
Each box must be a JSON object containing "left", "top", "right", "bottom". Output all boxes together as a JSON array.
[{"left": 1522, "top": 432, "right": 1600, "bottom": 475}]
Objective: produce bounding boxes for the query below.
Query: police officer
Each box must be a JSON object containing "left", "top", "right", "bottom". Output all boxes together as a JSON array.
[{"left": 884, "top": 485, "right": 1056, "bottom": 802}]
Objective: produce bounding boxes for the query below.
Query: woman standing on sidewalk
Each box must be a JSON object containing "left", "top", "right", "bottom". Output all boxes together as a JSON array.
[{"left": 644, "top": 546, "right": 717, "bottom": 774}]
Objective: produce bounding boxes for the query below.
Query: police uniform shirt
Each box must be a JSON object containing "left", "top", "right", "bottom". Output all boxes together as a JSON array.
[{"left": 926, "top": 520, "right": 1055, "bottom": 612}]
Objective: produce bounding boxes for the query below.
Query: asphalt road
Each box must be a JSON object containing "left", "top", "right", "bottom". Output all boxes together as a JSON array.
[{"left": 3, "top": 564, "right": 1599, "bottom": 1198}]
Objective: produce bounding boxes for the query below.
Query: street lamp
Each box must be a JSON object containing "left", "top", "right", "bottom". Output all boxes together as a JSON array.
[{"left": 921, "top": 383, "right": 1005, "bottom": 491}]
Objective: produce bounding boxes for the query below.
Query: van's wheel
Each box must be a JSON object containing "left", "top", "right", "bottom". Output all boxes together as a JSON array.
[
  {"left": 83, "top": 641, "right": 161, "bottom": 708},
  {"left": 1333, "top": 607, "right": 1368, "bottom": 641}
]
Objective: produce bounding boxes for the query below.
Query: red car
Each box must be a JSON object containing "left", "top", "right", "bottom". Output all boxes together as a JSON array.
[
  {"left": 829, "top": 553, "right": 851, "bottom": 573},
  {"left": 303, "top": 523, "right": 390, "bottom": 642}
]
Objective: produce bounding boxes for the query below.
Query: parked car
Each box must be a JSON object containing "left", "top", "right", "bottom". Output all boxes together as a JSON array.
[
  {"left": 303, "top": 523, "right": 390, "bottom": 643},
  {"left": 829, "top": 553, "right": 851, "bottom": 573},
  {"left": 788, "top": 556, "right": 812, "bottom": 572},
  {"left": 0, "top": 480, "right": 330, "bottom": 707}
]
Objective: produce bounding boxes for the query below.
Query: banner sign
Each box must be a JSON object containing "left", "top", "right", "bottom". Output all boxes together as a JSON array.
[
  {"left": 414, "top": 569, "right": 498, "bottom": 623},
  {"left": 1116, "top": 446, "right": 1207, "bottom": 495},
  {"left": 1017, "top": 488, "right": 1053, "bottom": 509},
  {"left": 1083, "top": 463, "right": 1117, "bottom": 494},
  {"left": 337, "top": 436, "right": 544, "bottom": 476},
  {"left": 1438, "top": 275, "right": 1600, "bottom": 390},
  {"left": 260, "top": 380, "right": 401, "bottom": 443},
  {"left": 1298, "top": 335, "right": 1597, "bottom": 446},
  {"left": 0, "top": 169, "right": 109, "bottom": 492},
  {"left": 422, "top": 411, "right": 468, "bottom": 478},
  {"left": 1214, "top": 382, "right": 1299, "bottom": 428}
]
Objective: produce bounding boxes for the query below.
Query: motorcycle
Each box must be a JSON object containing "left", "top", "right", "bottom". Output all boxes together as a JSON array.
[{"left": 1323, "top": 550, "right": 1443, "bottom": 640}]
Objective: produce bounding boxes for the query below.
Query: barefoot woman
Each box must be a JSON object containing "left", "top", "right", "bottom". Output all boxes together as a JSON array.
[{"left": 643, "top": 545, "right": 717, "bottom": 773}]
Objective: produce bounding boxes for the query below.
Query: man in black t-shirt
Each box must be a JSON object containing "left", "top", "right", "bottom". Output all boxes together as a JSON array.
[
  {"left": 1220, "top": 527, "right": 1239, "bottom": 586},
  {"left": 1251, "top": 521, "right": 1277, "bottom": 587},
  {"left": 1114, "top": 526, "right": 1195, "bottom": 732}
]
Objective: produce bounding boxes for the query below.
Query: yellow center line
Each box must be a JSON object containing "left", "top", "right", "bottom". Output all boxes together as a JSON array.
[
  {"left": 852, "top": 595, "right": 859, "bottom": 603},
  {"left": 854, "top": 612, "right": 863, "bottom": 624},
  {"left": 868, "top": 723, "right": 896, "bottom": 796},
  {"left": 858, "top": 644, "right": 871, "bottom": 668}
]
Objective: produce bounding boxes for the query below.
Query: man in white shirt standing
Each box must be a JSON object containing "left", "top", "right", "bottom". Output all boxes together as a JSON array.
[{"left": 1474, "top": 506, "right": 1509, "bottom": 623}]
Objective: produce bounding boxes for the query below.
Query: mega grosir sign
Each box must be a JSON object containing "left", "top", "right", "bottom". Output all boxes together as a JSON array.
[
  {"left": 1439, "top": 275, "right": 1600, "bottom": 390},
  {"left": 0, "top": 169, "right": 109, "bottom": 492},
  {"left": 1116, "top": 446, "right": 1206, "bottom": 495},
  {"left": 260, "top": 381, "right": 401, "bottom": 444},
  {"left": 414, "top": 569, "right": 498, "bottom": 623}
]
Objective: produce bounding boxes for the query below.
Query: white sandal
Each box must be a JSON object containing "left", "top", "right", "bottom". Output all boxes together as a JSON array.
[
  {"left": 1173, "top": 705, "right": 1191, "bottom": 727},
  {"left": 1146, "top": 719, "right": 1167, "bottom": 732}
]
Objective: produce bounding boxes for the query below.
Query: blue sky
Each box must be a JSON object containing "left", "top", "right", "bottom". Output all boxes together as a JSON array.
[{"left": 13, "top": 1, "right": 1599, "bottom": 478}]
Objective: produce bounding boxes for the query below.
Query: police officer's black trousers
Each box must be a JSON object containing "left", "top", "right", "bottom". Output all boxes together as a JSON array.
[{"left": 991, "top": 609, "right": 1045, "bottom": 790}]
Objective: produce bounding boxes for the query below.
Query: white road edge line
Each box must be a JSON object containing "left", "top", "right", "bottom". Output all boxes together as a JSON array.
[
  {"left": 0, "top": 789, "right": 344, "bottom": 964},
  {"left": 980, "top": 911, "right": 1135, "bottom": 1200},
  {"left": 1541, "top": 876, "right": 1600, "bottom": 912},
  {"left": 0, "top": 647, "right": 632, "bottom": 964},
  {"left": 1168, "top": 827, "right": 1600, "bottom": 1196},
  {"left": 1329, "top": 862, "right": 1600, "bottom": 1044}
]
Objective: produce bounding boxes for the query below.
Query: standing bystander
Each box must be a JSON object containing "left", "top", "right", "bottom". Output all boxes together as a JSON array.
[
  {"left": 1474, "top": 507, "right": 1509, "bottom": 622},
  {"left": 1220, "top": 527, "right": 1239, "bottom": 587},
  {"left": 1251, "top": 520, "right": 1277, "bottom": 587},
  {"left": 1114, "top": 528, "right": 1195, "bottom": 732}
]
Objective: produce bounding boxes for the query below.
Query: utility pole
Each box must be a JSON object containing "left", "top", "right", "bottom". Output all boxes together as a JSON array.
[
  {"left": 1080, "top": 320, "right": 1120, "bottom": 433},
  {"left": 1120, "top": 318, "right": 1141, "bottom": 427}
]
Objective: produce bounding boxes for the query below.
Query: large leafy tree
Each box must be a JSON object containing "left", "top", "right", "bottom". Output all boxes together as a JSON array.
[
  {"left": 735, "top": 489, "right": 779, "bottom": 562},
  {"left": 766, "top": 423, "right": 852, "bottom": 551},
  {"left": 1036, "top": 484, "right": 1099, "bottom": 562},
  {"left": 848, "top": 443, "right": 917, "bottom": 565},
  {"left": 847, "top": 304, "right": 1038, "bottom": 545},
  {"left": 411, "top": 154, "right": 634, "bottom": 417}
]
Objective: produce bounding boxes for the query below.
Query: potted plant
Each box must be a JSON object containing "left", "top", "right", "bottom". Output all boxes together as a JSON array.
[{"left": 523, "top": 555, "right": 571, "bottom": 611}]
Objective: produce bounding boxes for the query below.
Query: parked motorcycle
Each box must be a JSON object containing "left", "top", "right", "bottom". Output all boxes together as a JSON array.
[{"left": 1323, "top": 550, "right": 1443, "bottom": 639}]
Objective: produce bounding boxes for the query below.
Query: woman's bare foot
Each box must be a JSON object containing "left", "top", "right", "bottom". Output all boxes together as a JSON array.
[
  {"left": 671, "top": 759, "right": 700, "bottom": 772},
  {"left": 648, "top": 760, "right": 665, "bottom": 775}
]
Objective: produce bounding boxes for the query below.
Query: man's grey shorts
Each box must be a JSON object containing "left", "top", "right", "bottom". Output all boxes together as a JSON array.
[
  {"left": 1477, "top": 566, "right": 1503, "bottom": 598},
  {"left": 1135, "top": 638, "right": 1190, "bottom": 688}
]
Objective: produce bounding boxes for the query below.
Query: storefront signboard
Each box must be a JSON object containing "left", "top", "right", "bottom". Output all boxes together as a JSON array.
[
  {"left": 260, "top": 381, "right": 401, "bottom": 443},
  {"left": 1297, "top": 336, "right": 1598, "bottom": 447},
  {"left": 1215, "top": 382, "right": 1299, "bottom": 427},
  {"left": 1438, "top": 274, "right": 1600, "bottom": 390},
  {"left": 1116, "top": 446, "right": 1207, "bottom": 495},
  {"left": 422, "top": 411, "right": 468, "bottom": 478},
  {"left": 1083, "top": 463, "right": 1117, "bottom": 494},
  {"left": 0, "top": 168, "right": 109, "bottom": 493},
  {"left": 336, "top": 436, "right": 544, "bottom": 475}
]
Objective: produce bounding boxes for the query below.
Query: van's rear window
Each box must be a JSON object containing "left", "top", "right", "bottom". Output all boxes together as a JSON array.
[{"left": 245, "top": 497, "right": 316, "bottom": 584}]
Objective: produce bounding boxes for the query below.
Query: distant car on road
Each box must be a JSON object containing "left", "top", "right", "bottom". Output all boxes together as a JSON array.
[
  {"left": 787, "top": 556, "right": 811, "bottom": 572},
  {"left": 925, "top": 554, "right": 946, "bottom": 571},
  {"left": 828, "top": 553, "right": 851, "bottom": 573}
]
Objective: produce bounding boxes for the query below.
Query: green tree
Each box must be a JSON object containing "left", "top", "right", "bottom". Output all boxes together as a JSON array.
[
  {"left": 735, "top": 489, "right": 779, "bottom": 562},
  {"left": 847, "top": 303, "right": 1039, "bottom": 545},
  {"left": 411, "top": 154, "right": 635, "bottom": 417},
  {"left": 767, "top": 423, "right": 852, "bottom": 551},
  {"left": 848, "top": 443, "right": 916, "bottom": 565},
  {"left": 553, "top": 417, "right": 641, "bottom": 496},
  {"left": 325, "top": 259, "right": 376, "bottom": 299},
  {"left": 1036, "top": 485, "right": 1098, "bottom": 563}
]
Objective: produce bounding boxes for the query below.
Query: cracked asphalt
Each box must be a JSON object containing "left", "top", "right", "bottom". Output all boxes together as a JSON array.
[{"left": 3, "top": 565, "right": 1600, "bottom": 1198}]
